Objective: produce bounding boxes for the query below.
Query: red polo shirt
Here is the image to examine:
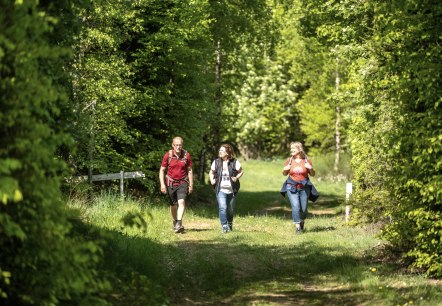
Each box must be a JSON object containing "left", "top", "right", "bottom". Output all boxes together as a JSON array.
[{"left": 161, "top": 149, "right": 193, "bottom": 181}]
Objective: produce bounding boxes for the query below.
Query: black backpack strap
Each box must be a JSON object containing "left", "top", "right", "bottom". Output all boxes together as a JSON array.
[
  {"left": 167, "top": 150, "right": 173, "bottom": 166},
  {"left": 182, "top": 149, "right": 188, "bottom": 167}
]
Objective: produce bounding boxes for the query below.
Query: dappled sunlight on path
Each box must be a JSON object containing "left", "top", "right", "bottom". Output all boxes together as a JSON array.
[{"left": 111, "top": 160, "right": 441, "bottom": 306}]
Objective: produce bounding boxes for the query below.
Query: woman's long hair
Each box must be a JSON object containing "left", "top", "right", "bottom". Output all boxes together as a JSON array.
[{"left": 220, "top": 143, "right": 236, "bottom": 159}]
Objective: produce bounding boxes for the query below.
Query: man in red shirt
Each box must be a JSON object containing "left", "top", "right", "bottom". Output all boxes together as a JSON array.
[{"left": 159, "top": 136, "right": 193, "bottom": 233}]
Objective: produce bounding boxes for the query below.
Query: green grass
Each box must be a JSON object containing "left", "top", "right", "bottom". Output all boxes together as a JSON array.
[{"left": 68, "top": 159, "right": 442, "bottom": 306}]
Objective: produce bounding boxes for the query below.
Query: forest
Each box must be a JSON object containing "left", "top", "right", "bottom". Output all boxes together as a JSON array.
[{"left": 0, "top": 0, "right": 440, "bottom": 305}]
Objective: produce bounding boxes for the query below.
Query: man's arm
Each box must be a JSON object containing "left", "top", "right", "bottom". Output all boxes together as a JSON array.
[
  {"left": 187, "top": 167, "right": 193, "bottom": 194},
  {"left": 159, "top": 166, "right": 167, "bottom": 194}
]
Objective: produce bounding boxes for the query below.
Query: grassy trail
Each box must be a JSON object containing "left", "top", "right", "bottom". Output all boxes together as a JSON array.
[{"left": 71, "top": 159, "right": 441, "bottom": 305}]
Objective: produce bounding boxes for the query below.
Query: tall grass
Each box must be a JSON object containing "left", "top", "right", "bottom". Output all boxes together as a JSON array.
[
  {"left": 67, "top": 159, "right": 441, "bottom": 306},
  {"left": 307, "top": 151, "right": 353, "bottom": 182}
]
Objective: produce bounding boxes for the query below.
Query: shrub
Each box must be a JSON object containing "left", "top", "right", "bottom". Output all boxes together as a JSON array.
[{"left": 0, "top": 2, "right": 109, "bottom": 304}]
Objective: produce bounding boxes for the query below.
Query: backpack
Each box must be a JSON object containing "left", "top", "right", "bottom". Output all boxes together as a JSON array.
[{"left": 165, "top": 149, "right": 189, "bottom": 185}]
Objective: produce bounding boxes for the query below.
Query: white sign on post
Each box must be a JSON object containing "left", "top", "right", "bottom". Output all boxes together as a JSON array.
[{"left": 346, "top": 182, "right": 353, "bottom": 201}]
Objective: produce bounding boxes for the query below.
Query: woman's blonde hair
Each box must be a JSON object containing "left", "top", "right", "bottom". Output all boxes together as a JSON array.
[{"left": 290, "top": 141, "right": 306, "bottom": 159}]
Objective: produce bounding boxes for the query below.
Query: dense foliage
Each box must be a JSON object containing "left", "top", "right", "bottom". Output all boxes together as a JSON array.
[
  {"left": 298, "top": 0, "right": 441, "bottom": 276},
  {"left": 369, "top": 1, "right": 441, "bottom": 277},
  {"left": 0, "top": 0, "right": 440, "bottom": 304},
  {"left": 0, "top": 1, "right": 108, "bottom": 304},
  {"left": 70, "top": 0, "right": 218, "bottom": 190}
]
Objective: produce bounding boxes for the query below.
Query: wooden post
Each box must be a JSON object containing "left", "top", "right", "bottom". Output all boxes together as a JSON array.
[
  {"left": 120, "top": 171, "right": 124, "bottom": 197},
  {"left": 345, "top": 182, "right": 352, "bottom": 222}
]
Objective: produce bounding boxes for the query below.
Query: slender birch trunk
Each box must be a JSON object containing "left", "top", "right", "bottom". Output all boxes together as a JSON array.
[{"left": 334, "top": 57, "right": 341, "bottom": 173}]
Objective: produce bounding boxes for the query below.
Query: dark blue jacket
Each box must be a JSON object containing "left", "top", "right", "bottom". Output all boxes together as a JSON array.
[{"left": 280, "top": 176, "right": 319, "bottom": 202}]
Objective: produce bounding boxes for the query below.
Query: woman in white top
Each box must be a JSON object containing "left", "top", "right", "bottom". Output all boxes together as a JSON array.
[{"left": 209, "top": 144, "right": 244, "bottom": 233}]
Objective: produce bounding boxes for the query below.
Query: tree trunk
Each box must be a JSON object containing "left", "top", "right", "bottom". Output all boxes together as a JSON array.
[
  {"left": 239, "top": 143, "right": 249, "bottom": 161},
  {"left": 198, "top": 149, "right": 206, "bottom": 184},
  {"left": 334, "top": 57, "right": 341, "bottom": 173},
  {"left": 214, "top": 40, "right": 222, "bottom": 151},
  {"left": 88, "top": 100, "right": 96, "bottom": 182}
]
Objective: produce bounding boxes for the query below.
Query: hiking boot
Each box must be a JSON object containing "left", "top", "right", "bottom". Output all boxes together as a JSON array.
[
  {"left": 300, "top": 220, "right": 305, "bottom": 230},
  {"left": 295, "top": 227, "right": 302, "bottom": 235},
  {"left": 174, "top": 221, "right": 184, "bottom": 233},
  {"left": 222, "top": 225, "right": 230, "bottom": 233}
]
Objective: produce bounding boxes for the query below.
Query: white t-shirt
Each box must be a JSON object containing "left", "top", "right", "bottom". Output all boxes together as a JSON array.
[{"left": 211, "top": 159, "right": 242, "bottom": 194}]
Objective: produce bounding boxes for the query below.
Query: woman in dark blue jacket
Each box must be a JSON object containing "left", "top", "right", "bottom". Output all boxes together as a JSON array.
[{"left": 281, "top": 142, "right": 316, "bottom": 235}]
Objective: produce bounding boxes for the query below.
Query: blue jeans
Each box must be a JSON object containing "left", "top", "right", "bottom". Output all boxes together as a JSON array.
[
  {"left": 216, "top": 191, "right": 235, "bottom": 227},
  {"left": 286, "top": 185, "right": 310, "bottom": 224}
]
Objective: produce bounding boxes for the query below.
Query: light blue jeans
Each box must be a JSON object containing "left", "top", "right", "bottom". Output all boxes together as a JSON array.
[
  {"left": 216, "top": 191, "right": 235, "bottom": 228},
  {"left": 286, "top": 186, "right": 310, "bottom": 224}
]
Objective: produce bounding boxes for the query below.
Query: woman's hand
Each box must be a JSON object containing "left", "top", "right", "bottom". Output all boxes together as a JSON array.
[
  {"left": 282, "top": 164, "right": 290, "bottom": 176},
  {"left": 305, "top": 161, "right": 315, "bottom": 176}
]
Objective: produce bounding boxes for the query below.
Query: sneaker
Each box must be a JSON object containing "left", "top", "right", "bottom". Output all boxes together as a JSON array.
[
  {"left": 228, "top": 222, "right": 233, "bottom": 231},
  {"left": 174, "top": 221, "right": 184, "bottom": 233},
  {"left": 300, "top": 221, "right": 305, "bottom": 230},
  {"left": 173, "top": 220, "right": 177, "bottom": 229},
  {"left": 222, "top": 225, "right": 230, "bottom": 233},
  {"left": 295, "top": 227, "right": 302, "bottom": 235}
]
